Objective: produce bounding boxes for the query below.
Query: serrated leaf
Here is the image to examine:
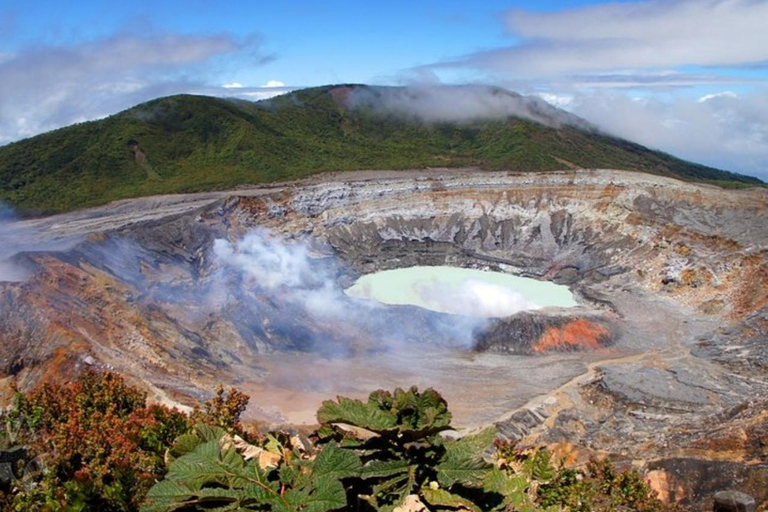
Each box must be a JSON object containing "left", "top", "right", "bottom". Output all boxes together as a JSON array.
[
  {"left": 144, "top": 435, "right": 281, "bottom": 512},
  {"left": 304, "top": 477, "right": 347, "bottom": 512},
  {"left": 483, "top": 469, "right": 530, "bottom": 509},
  {"left": 436, "top": 431, "right": 494, "bottom": 488},
  {"left": 141, "top": 480, "right": 197, "bottom": 512},
  {"left": 421, "top": 487, "right": 481, "bottom": 512},
  {"left": 279, "top": 463, "right": 299, "bottom": 486},
  {"left": 166, "top": 440, "right": 231, "bottom": 488},
  {"left": 393, "top": 387, "right": 452, "bottom": 432},
  {"left": 240, "top": 459, "right": 275, "bottom": 490},
  {"left": 166, "top": 433, "right": 202, "bottom": 462},
  {"left": 313, "top": 442, "right": 362, "bottom": 480},
  {"left": 456, "top": 427, "right": 497, "bottom": 454},
  {"left": 529, "top": 450, "right": 555, "bottom": 482},
  {"left": 317, "top": 396, "right": 398, "bottom": 431},
  {"left": 358, "top": 459, "right": 411, "bottom": 480},
  {"left": 194, "top": 423, "right": 227, "bottom": 443}
]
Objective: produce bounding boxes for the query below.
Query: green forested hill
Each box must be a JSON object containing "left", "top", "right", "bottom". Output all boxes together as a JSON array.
[{"left": 0, "top": 85, "right": 761, "bottom": 214}]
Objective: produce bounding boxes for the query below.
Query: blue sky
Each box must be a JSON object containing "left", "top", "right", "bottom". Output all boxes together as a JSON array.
[
  {"left": 0, "top": 0, "right": 571, "bottom": 85},
  {"left": 1, "top": 0, "right": 767, "bottom": 179}
]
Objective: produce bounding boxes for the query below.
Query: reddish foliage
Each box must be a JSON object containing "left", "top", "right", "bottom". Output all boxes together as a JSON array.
[
  {"left": 8, "top": 371, "right": 191, "bottom": 510},
  {"left": 191, "top": 384, "right": 250, "bottom": 435}
]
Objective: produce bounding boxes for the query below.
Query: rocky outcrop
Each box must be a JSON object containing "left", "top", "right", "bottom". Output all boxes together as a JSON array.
[{"left": 474, "top": 313, "right": 615, "bottom": 354}]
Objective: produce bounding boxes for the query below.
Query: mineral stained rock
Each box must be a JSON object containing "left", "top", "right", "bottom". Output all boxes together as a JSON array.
[{"left": 0, "top": 168, "right": 766, "bottom": 509}]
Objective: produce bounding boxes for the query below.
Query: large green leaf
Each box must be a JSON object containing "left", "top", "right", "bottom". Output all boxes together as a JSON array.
[
  {"left": 142, "top": 438, "right": 280, "bottom": 512},
  {"left": 483, "top": 469, "right": 530, "bottom": 509},
  {"left": 317, "top": 387, "right": 454, "bottom": 439},
  {"left": 421, "top": 487, "right": 481, "bottom": 512},
  {"left": 358, "top": 459, "right": 411, "bottom": 480},
  {"left": 302, "top": 477, "right": 348, "bottom": 512},
  {"left": 312, "top": 442, "right": 362, "bottom": 481},
  {"left": 317, "top": 396, "right": 398, "bottom": 432},
  {"left": 145, "top": 434, "right": 360, "bottom": 512},
  {"left": 166, "top": 433, "right": 202, "bottom": 462},
  {"left": 392, "top": 388, "right": 452, "bottom": 432},
  {"left": 195, "top": 423, "right": 227, "bottom": 443},
  {"left": 435, "top": 429, "right": 495, "bottom": 488},
  {"left": 141, "top": 480, "right": 200, "bottom": 512}
]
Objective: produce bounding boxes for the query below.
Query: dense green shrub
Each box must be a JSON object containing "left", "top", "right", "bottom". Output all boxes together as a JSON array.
[{"left": 1, "top": 373, "right": 677, "bottom": 511}]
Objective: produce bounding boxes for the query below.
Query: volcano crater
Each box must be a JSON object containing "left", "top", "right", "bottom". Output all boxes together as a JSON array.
[{"left": 1, "top": 170, "right": 766, "bottom": 477}]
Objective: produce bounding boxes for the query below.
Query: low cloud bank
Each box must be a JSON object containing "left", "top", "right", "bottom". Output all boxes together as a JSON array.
[
  {"left": 562, "top": 90, "right": 768, "bottom": 181},
  {"left": 346, "top": 85, "right": 593, "bottom": 129},
  {"left": 0, "top": 31, "right": 269, "bottom": 145}
]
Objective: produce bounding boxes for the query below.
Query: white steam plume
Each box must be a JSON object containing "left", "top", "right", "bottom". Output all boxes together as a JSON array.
[
  {"left": 211, "top": 228, "right": 488, "bottom": 349},
  {"left": 415, "top": 279, "right": 541, "bottom": 318},
  {"left": 212, "top": 229, "right": 346, "bottom": 320},
  {"left": 0, "top": 203, "right": 80, "bottom": 282}
]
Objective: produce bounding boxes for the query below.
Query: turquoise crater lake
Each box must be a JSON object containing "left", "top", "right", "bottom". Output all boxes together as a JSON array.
[{"left": 346, "top": 266, "right": 577, "bottom": 318}]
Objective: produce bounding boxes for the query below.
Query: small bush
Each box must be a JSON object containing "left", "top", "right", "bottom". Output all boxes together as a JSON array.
[
  {"left": 2, "top": 371, "right": 190, "bottom": 511},
  {"left": 2, "top": 374, "right": 677, "bottom": 512}
]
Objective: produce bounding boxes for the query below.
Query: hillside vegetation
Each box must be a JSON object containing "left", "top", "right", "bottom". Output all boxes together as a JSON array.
[
  {"left": 0, "top": 85, "right": 761, "bottom": 214},
  {"left": 0, "top": 371, "right": 677, "bottom": 511}
]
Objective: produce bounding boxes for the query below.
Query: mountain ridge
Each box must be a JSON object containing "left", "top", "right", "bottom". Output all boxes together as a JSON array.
[{"left": 0, "top": 84, "right": 762, "bottom": 214}]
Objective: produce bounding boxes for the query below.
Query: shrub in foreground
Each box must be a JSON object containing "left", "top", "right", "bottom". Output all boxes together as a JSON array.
[
  {"left": 0, "top": 372, "right": 245, "bottom": 511},
  {"left": 1, "top": 373, "right": 675, "bottom": 511}
]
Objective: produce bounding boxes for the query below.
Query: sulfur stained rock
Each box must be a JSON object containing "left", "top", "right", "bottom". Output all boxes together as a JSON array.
[{"left": 0, "top": 168, "right": 765, "bottom": 502}]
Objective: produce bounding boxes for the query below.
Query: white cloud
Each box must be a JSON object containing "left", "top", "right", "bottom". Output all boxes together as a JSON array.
[
  {"left": 436, "top": 0, "right": 768, "bottom": 81},
  {"left": 534, "top": 92, "right": 574, "bottom": 109},
  {"left": 346, "top": 85, "right": 590, "bottom": 128},
  {"left": 262, "top": 80, "right": 285, "bottom": 88},
  {"left": 698, "top": 91, "right": 739, "bottom": 103},
  {"left": 562, "top": 90, "right": 768, "bottom": 180},
  {"left": 417, "top": 0, "right": 768, "bottom": 181},
  {"left": 0, "top": 31, "right": 263, "bottom": 144},
  {"left": 223, "top": 82, "right": 245, "bottom": 89},
  {"left": 415, "top": 279, "right": 541, "bottom": 318}
]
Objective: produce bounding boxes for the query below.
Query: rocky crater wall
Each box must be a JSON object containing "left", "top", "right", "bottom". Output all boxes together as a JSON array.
[{"left": 0, "top": 169, "right": 765, "bottom": 508}]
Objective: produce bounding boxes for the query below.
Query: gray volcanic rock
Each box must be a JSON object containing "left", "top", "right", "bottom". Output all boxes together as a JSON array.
[
  {"left": 646, "top": 459, "right": 768, "bottom": 510},
  {"left": 474, "top": 313, "right": 616, "bottom": 354},
  {"left": 693, "top": 312, "right": 768, "bottom": 372},
  {"left": 0, "top": 168, "right": 765, "bottom": 504},
  {"left": 599, "top": 366, "right": 716, "bottom": 410}
]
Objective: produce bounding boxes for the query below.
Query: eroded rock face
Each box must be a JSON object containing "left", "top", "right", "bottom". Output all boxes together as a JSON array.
[
  {"left": 0, "top": 169, "right": 766, "bottom": 507},
  {"left": 474, "top": 314, "right": 616, "bottom": 354}
]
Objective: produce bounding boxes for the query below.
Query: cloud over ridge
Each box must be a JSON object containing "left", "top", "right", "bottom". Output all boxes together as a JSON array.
[{"left": 0, "top": 30, "right": 265, "bottom": 145}]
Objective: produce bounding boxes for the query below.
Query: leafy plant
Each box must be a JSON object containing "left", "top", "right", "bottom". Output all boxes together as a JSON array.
[
  {"left": 142, "top": 434, "right": 358, "bottom": 512},
  {"left": 190, "top": 384, "right": 251, "bottom": 435},
  {"left": 315, "top": 387, "right": 497, "bottom": 512},
  {"left": 538, "top": 457, "right": 677, "bottom": 512},
  {"left": 2, "top": 371, "right": 191, "bottom": 511},
  {"left": 1, "top": 375, "right": 683, "bottom": 512}
]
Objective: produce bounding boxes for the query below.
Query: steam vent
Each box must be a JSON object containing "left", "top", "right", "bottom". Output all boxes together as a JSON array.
[{"left": 1, "top": 168, "right": 767, "bottom": 505}]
